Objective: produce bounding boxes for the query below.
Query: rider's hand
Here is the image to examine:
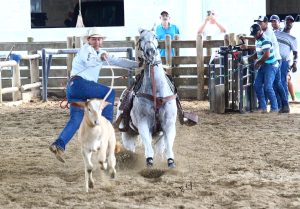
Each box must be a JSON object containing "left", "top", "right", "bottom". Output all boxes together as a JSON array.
[{"left": 100, "top": 52, "right": 108, "bottom": 61}]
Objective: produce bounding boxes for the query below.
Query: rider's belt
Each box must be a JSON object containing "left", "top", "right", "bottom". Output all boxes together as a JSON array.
[{"left": 70, "top": 76, "right": 82, "bottom": 81}]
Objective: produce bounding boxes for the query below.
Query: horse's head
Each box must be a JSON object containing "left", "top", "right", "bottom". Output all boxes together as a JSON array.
[{"left": 137, "top": 27, "right": 160, "bottom": 64}]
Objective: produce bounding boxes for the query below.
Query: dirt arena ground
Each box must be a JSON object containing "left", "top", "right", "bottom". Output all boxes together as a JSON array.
[{"left": 1, "top": 100, "right": 300, "bottom": 209}]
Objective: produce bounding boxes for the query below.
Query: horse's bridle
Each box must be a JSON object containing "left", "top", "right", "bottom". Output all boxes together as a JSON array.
[{"left": 136, "top": 31, "right": 159, "bottom": 64}]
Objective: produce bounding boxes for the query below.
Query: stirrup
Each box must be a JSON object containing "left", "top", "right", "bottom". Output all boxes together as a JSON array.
[{"left": 182, "top": 112, "right": 198, "bottom": 126}]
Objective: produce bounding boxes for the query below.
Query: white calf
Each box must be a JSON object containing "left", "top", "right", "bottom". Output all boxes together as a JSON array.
[{"left": 77, "top": 99, "right": 117, "bottom": 192}]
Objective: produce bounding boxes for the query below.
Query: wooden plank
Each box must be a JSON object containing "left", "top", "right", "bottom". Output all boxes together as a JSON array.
[
  {"left": 172, "top": 67, "right": 198, "bottom": 76},
  {"left": 0, "top": 42, "right": 67, "bottom": 51},
  {"left": 174, "top": 77, "right": 208, "bottom": 86},
  {"left": 1, "top": 67, "right": 134, "bottom": 78},
  {"left": 203, "top": 40, "right": 225, "bottom": 48},
  {"left": 0, "top": 41, "right": 135, "bottom": 51},
  {"left": 172, "top": 66, "right": 209, "bottom": 76},
  {"left": 173, "top": 56, "right": 197, "bottom": 65},
  {"left": 177, "top": 87, "right": 208, "bottom": 99},
  {"left": 171, "top": 40, "right": 196, "bottom": 48}
]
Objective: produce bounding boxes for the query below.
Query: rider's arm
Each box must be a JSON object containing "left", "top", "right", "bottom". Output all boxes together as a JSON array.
[{"left": 104, "top": 53, "right": 139, "bottom": 69}]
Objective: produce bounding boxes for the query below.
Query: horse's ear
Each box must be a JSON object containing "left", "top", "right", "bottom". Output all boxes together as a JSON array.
[{"left": 138, "top": 27, "right": 144, "bottom": 34}]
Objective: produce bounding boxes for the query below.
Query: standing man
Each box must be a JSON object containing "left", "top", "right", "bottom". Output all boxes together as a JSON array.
[
  {"left": 49, "top": 27, "right": 139, "bottom": 163},
  {"left": 248, "top": 23, "right": 278, "bottom": 113},
  {"left": 155, "top": 11, "right": 180, "bottom": 57},
  {"left": 254, "top": 15, "right": 289, "bottom": 112},
  {"left": 269, "top": 14, "right": 282, "bottom": 32},
  {"left": 280, "top": 15, "right": 298, "bottom": 101}
]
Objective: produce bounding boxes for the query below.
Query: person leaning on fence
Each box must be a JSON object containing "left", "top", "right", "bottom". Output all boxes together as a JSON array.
[
  {"left": 197, "top": 10, "right": 226, "bottom": 39},
  {"left": 155, "top": 11, "right": 180, "bottom": 57},
  {"left": 49, "top": 27, "right": 140, "bottom": 163},
  {"left": 247, "top": 23, "right": 278, "bottom": 113},
  {"left": 253, "top": 15, "right": 289, "bottom": 113}
]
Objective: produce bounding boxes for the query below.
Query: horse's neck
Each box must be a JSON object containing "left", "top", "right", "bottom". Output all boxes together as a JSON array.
[{"left": 141, "top": 63, "right": 172, "bottom": 97}]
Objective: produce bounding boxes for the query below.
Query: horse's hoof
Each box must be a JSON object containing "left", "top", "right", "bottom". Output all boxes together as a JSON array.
[
  {"left": 167, "top": 158, "right": 176, "bottom": 168},
  {"left": 88, "top": 180, "right": 94, "bottom": 189},
  {"left": 146, "top": 157, "right": 153, "bottom": 167}
]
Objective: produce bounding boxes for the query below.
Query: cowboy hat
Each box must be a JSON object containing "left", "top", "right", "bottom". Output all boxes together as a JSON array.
[{"left": 87, "top": 27, "right": 106, "bottom": 39}]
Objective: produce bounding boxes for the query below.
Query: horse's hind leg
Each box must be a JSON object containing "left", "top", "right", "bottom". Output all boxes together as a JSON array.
[{"left": 82, "top": 148, "right": 94, "bottom": 192}]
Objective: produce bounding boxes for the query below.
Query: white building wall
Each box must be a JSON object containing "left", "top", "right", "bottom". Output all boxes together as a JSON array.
[{"left": 0, "top": 0, "right": 266, "bottom": 42}]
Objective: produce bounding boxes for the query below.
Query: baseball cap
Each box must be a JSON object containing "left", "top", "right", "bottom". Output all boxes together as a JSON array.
[
  {"left": 160, "top": 11, "right": 169, "bottom": 16},
  {"left": 254, "top": 15, "right": 268, "bottom": 22},
  {"left": 269, "top": 15, "right": 280, "bottom": 22},
  {"left": 250, "top": 23, "right": 261, "bottom": 36},
  {"left": 285, "top": 15, "right": 294, "bottom": 22}
]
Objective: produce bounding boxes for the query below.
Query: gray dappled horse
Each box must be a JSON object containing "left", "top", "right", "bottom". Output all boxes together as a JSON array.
[{"left": 117, "top": 28, "right": 177, "bottom": 168}]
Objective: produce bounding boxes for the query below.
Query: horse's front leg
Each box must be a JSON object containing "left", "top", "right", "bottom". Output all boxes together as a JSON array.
[
  {"left": 138, "top": 122, "right": 154, "bottom": 167},
  {"left": 162, "top": 111, "right": 177, "bottom": 168},
  {"left": 82, "top": 148, "right": 94, "bottom": 192}
]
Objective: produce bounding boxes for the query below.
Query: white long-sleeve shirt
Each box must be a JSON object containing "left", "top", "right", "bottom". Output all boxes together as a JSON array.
[{"left": 71, "top": 43, "right": 138, "bottom": 83}]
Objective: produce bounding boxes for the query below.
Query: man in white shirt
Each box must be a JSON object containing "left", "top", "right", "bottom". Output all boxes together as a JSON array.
[
  {"left": 50, "top": 27, "right": 139, "bottom": 163},
  {"left": 197, "top": 10, "right": 226, "bottom": 39}
]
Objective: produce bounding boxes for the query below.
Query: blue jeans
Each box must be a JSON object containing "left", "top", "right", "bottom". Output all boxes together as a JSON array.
[
  {"left": 254, "top": 63, "right": 278, "bottom": 111},
  {"left": 274, "top": 61, "right": 289, "bottom": 109},
  {"left": 53, "top": 77, "right": 115, "bottom": 150},
  {"left": 280, "top": 60, "right": 289, "bottom": 98}
]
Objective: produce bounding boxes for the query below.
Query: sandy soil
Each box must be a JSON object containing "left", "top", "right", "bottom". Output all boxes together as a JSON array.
[{"left": 1, "top": 99, "right": 300, "bottom": 209}]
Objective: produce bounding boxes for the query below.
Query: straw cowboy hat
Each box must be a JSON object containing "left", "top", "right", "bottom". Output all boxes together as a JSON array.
[{"left": 86, "top": 27, "right": 106, "bottom": 39}]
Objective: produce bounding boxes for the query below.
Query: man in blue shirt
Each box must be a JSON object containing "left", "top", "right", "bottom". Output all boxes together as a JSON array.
[
  {"left": 49, "top": 27, "right": 139, "bottom": 163},
  {"left": 155, "top": 11, "right": 180, "bottom": 57}
]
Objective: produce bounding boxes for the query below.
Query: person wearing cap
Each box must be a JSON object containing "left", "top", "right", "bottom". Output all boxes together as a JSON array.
[
  {"left": 252, "top": 15, "right": 291, "bottom": 113},
  {"left": 155, "top": 11, "right": 180, "bottom": 57},
  {"left": 248, "top": 23, "right": 278, "bottom": 113},
  {"left": 282, "top": 15, "right": 298, "bottom": 101},
  {"left": 49, "top": 27, "right": 140, "bottom": 163},
  {"left": 269, "top": 14, "right": 282, "bottom": 32},
  {"left": 273, "top": 15, "right": 297, "bottom": 102},
  {"left": 197, "top": 10, "right": 226, "bottom": 39}
]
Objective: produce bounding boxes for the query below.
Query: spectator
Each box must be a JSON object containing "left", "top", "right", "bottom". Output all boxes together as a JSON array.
[
  {"left": 273, "top": 15, "right": 298, "bottom": 103},
  {"left": 254, "top": 15, "right": 289, "bottom": 112},
  {"left": 49, "top": 28, "right": 140, "bottom": 163},
  {"left": 283, "top": 15, "right": 298, "bottom": 101},
  {"left": 269, "top": 14, "right": 282, "bottom": 32},
  {"left": 248, "top": 23, "right": 278, "bottom": 113},
  {"left": 197, "top": 10, "right": 226, "bottom": 39},
  {"left": 155, "top": 11, "right": 180, "bottom": 57}
]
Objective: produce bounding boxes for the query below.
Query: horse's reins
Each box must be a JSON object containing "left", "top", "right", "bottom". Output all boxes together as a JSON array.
[{"left": 136, "top": 35, "right": 176, "bottom": 111}]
